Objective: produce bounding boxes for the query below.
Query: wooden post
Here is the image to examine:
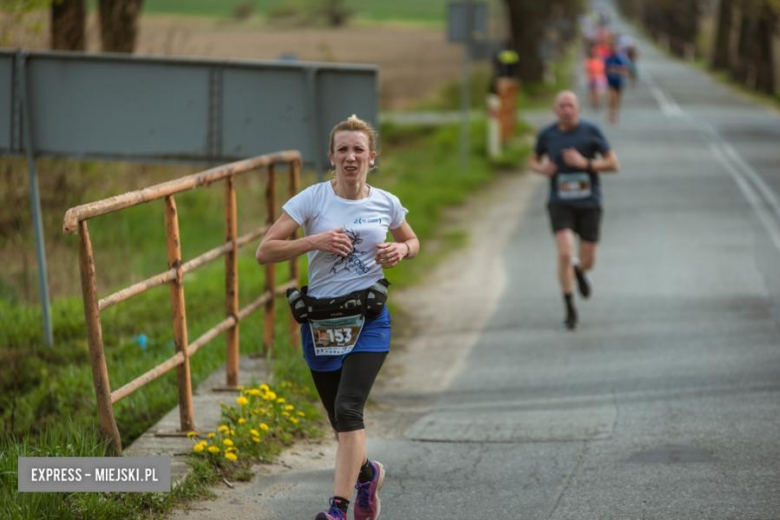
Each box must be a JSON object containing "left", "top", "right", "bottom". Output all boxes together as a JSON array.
[
  {"left": 264, "top": 164, "right": 276, "bottom": 355},
  {"left": 497, "top": 78, "right": 519, "bottom": 144},
  {"left": 164, "top": 195, "right": 195, "bottom": 431},
  {"left": 78, "top": 221, "right": 123, "bottom": 454},
  {"left": 288, "top": 160, "right": 301, "bottom": 349},
  {"left": 225, "top": 177, "right": 239, "bottom": 387}
]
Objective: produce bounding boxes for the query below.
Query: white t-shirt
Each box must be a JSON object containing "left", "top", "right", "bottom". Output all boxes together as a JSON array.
[{"left": 282, "top": 181, "right": 408, "bottom": 299}]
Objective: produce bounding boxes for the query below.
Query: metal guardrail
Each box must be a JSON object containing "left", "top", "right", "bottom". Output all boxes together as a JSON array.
[
  {"left": 2, "top": 50, "right": 377, "bottom": 346},
  {"left": 63, "top": 151, "right": 302, "bottom": 453}
]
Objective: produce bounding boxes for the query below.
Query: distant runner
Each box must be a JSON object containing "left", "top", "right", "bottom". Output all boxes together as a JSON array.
[
  {"left": 605, "top": 40, "right": 630, "bottom": 123},
  {"left": 584, "top": 45, "right": 607, "bottom": 110},
  {"left": 529, "top": 91, "right": 620, "bottom": 330}
]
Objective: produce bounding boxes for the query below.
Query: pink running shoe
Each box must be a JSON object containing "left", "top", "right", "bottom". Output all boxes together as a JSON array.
[
  {"left": 315, "top": 498, "right": 347, "bottom": 520},
  {"left": 353, "top": 461, "right": 385, "bottom": 520}
]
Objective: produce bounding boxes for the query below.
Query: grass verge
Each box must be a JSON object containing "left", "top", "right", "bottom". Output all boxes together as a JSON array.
[{"left": 141, "top": 0, "right": 502, "bottom": 24}]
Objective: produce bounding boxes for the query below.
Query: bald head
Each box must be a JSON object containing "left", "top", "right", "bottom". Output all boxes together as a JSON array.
[
  {"left": 555, "top": 90, "right": 579, "bottom": 107},
  {"left": 554, "top": 90, "right": 580, "bottom": 129}
]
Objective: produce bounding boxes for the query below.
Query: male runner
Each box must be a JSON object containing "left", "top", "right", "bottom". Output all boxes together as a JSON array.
[{"left": 529, "top": 91, "right": 620, "bottom": 330}]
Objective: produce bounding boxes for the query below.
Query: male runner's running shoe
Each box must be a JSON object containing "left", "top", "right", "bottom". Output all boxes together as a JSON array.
[
  {"left": 315, "top": 499, "right": 347, "bottom": 520},
  {"left": 354, "top": 461, "right": 385, "bottom": 520},
  {"left": 564, "top": 305, "right": 578, "bottom": 331},
  {"left": 574, "top": 266, "right": 591, "bottom": 299}
]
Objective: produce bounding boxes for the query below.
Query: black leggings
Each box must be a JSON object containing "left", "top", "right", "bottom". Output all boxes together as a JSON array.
[{"left": 310, "top": 352, "right": 387, "bottom": 433}]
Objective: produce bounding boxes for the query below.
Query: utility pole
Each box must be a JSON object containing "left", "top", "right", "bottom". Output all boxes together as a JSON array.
[{"left": 460, "top": 0, "right": 473, "bottom": 172}]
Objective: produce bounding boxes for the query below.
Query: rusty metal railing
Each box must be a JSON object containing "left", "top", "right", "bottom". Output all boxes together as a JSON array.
[{"left": 63, "top": 151, "right": 302, "bottom": 453}]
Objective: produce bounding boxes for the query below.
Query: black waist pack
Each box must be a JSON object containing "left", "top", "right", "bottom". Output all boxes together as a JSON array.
[{"left": 286, "top": 278, "right": 390, "bottom": 324}]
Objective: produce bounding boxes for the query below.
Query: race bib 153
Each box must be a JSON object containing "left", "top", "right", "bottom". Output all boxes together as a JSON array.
[{"left": 309, "top": 314, "right": 365, "bottom": 356}]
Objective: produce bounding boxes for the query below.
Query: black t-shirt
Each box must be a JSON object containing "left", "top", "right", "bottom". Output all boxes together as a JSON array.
[{"left": 534, "top": 119, "right": 611, "bottom": 208}]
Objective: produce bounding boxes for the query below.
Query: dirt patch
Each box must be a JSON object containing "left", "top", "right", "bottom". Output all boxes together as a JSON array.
[
  {"left": 3, "top": 13, "right": 464, "bottom": 110},
  {"left": 136, "top": 17, "right": 464, "bottom": 110}
]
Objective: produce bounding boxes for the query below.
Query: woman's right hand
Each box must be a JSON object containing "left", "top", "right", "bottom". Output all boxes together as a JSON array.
[{"left": 312, "top": 227, "right": 353, "bottom": 257}]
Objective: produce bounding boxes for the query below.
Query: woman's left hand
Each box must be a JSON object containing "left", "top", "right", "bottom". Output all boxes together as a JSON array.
[{"left": 375, "top": 242, "right": 406, "bottom": 268}]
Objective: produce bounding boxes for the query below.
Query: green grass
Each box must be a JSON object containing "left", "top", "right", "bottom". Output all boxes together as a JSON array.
[
  {"left": 1, "top": 425, "right": 220, "bottom": 519},
  {"left": 142, "top": 0, "right": 456, "bottom": 22},
  {"left": 0, "top": 118, "right": 531, "bottom": 518}
]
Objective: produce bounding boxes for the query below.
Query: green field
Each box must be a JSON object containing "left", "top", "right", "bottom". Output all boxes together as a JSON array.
[{"left": 143, "top": 0, "right": 470, "bottom": 22}]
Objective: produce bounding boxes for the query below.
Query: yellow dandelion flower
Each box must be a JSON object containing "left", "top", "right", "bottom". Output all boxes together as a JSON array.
[
  {"left": 238, "top": 418, "right": 247, "bottom": 425},
  {"left": 259, "top": 423, "right": 269, "bottom": 431},
  {"left": 226, "top": 447, "right": 237, "bottom": 453},
  {"left": 289, "top": 417, "right": 299, "bottom": 425},
  {"left": 252, "top": 436, "right": 261, "bottom": 443},
  {"left": 208, "top": 446, "right": 220, "bottom": 454},
  {"left": 193, "top": 444, "right": 205, "bottom": 453},
  {"left": 250, "top": 429, "right": 260, "bottom": 436},
  {"left": 208, "top": 432, "right": 216, "bottom": 438},
  {"left": 186, "top": 431, "right": 198, "bottom": 439},
  {"left": 284, "top": 404, "right": 294, "bottom": 411},
  {"left": 282, "top": 411, "right": 290, "bottom": 417},
  {"left": 249, "top": 389, "right": 262, "bottom": 397},
  {"left": 297, "top": 411, "right": 305, "bottom": 417},
  {"left": 259, "top": 383, "right": 270, "bottom": 392},
  {"left": 218, "top": 425, "right": 229, "bottom": 433},
  {"left": 230, "top": 429, "right": 236, "bottom": 436},
  {"left": 265, "top": 391, "right": 277, "bottom": 401},
  {"left": 236, "top": 396, "right": 249, "bottom": 406},
  {"left": 225, "top": 452, "right": 237, "bottom": 462},
  {"left": 276, "top": 397, "right": 286, "bottom": 404},
  {"left": 223, "top": 438, "right": 234, "bottom": 446}
]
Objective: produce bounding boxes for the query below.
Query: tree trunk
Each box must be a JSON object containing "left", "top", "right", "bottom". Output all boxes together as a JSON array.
[
  {"left": 51, "top": 0, "right": 86, "bottom": 51},
  {"left": 731, "top": 3, "right": 756, "bottom": 85},
  {"left": 98, "top": 0, "right": 145, "bottom": 53},
  {"left": 504, "top": 0, "right": 549, "bottom": 83},
  {"left": 670, "top": 1, "right": 700, "bottom": 58},
  {"left": 753, "top": 0, "right": 776, "bottom": 94},
  {"left": 321, "top": 0, "right": 350, "bottom": 27},
  {"left": 711, "top": 0, "right": 733, "bottom": 70},
  {"left": 615, "top": 0, "right": 640, "bottom": 20}
]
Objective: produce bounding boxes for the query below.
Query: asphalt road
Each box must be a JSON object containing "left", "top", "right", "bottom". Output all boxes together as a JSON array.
[
  {"left": 178, "top": 4, "right": 780, "bottom": 519},
  {"left": 379, "top": 32, "right": 780, "bottom": 518}
]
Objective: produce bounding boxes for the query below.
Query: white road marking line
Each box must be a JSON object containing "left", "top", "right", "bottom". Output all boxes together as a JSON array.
[
  {"left": 644, "top": 72, "right": 683, "bottom": 118},
  {"left": 722, "top": 143, "right": 780, "bottom": 223},
  {"left": 653, "top": 77, "right": 780, "bottom": 254},
  {"left": 710, "top": 143, "right": 780, "bottom": 255},
  {"left": 629, "top": 66, "right": 779, "bottom": 256}
]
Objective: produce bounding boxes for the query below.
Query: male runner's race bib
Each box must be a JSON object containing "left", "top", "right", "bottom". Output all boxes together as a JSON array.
[
  {"left": 557, "top": 172, "right": 592, "bottom": 200},
  {"left": 309, "top": 314, "right": 365, "bottom": 356}
]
